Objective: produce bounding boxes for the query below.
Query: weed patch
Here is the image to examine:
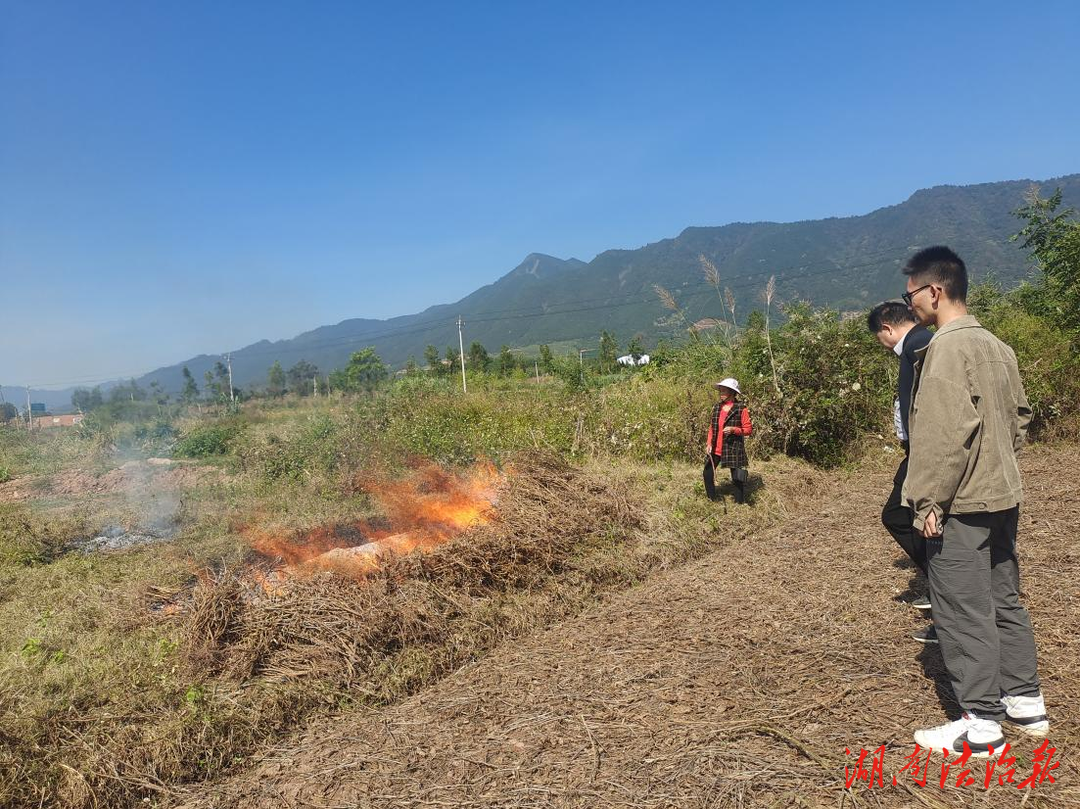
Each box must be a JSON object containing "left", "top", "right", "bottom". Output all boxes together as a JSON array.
[{"left": 174, "top": 420, "right": 246, "bottom": 459}]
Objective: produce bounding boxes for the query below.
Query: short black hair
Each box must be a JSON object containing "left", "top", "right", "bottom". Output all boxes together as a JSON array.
[
  {"left": 902, "top": 246, "right": 968, "bottom": 302},
  {"left": 867, "top": 301, "right": 917, "bottom": 333}
]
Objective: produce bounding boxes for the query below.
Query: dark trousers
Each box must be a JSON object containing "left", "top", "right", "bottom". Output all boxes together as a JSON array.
[
  {"left": 926, "top": 507, "right": 1041, "bottom": 719},
  {"left": 703, "top": 455, "right": 746, "bottom": 503},
  {"left": 882, "top": 456, "right": 927, "bottom": 576}
]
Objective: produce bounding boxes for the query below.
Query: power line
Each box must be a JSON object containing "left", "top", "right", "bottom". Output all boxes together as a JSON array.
[
  {"left": 20, "top": 236, "right": 1021, "bottom": 388},
  {"left": 10, "top": 243, "right": 974, "bottom": 387}
]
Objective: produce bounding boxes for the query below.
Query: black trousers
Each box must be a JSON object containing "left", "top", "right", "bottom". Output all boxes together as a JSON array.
[
  {"left": 881, "top": 456, "right": 927, "bottom": 576},
  {"left": 927, "top": 507, "right": 1040, "bottom": 718},
  {"left": 704, "top": 455, "right": 746, "bottom": 503}
]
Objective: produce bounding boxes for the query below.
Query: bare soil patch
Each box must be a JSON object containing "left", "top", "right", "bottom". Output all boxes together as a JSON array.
[
  {"left": 0, "top": 475, "right": 45, "bottom": 503},
  {"left": 50, "top": 458, "right": 218, "bottom": 497},
  {"left": 174, "top": 445, "right": 1080, "bottom": 809},
  {"left": 0, "top": 459, "right": 220, "bottom": 504}
]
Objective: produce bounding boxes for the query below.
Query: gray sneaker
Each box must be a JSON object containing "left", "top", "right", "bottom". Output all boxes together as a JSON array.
[
  {"left": 912, "top": 625, "right": 939, "bottom": 644},
  {"left": 911, "top": 595, "right": 932, "bottom": 610}
]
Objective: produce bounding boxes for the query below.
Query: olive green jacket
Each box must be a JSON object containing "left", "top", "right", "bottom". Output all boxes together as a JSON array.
[{"left": 902, "top": 315, "right": 1032, "bottom": 531}]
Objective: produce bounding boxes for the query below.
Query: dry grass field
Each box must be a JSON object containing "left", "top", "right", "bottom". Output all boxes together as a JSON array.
[
  {"left": 168, "top": 446, "right": 1080, "bottom": 809},
  {"left": 3, "top": 400, "right": 1076, "bottom": 809}
]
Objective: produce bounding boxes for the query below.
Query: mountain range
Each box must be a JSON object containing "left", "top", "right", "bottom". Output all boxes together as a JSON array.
[{"left": 9, "top": 172, "right": 1079, "bottom": 410}]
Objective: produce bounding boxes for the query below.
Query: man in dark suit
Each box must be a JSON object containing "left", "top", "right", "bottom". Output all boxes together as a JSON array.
[{"left": 868, "top": 301, "right": 935, "bottom": 643}]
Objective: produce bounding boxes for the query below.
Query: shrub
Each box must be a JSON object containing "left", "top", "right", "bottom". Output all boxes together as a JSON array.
[
  {"left": 970, "top": 281, "right": 1080, "bottom": 439},
  {"left": 174, "top": 420, "right": 246, "bottom": 458},
  {"left": 731, "top": 304, "right": 895, "bottom": 467},
  {"left": 643, "top": 304, "right": 895, "bottom": 467},
  {"left": 381, "top": 385, "right": 577, "bottom": 465},
  {"left": 239, "top": 414, "right": 339, "bottom": 481}
]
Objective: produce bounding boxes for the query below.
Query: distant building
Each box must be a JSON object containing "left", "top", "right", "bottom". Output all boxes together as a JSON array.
[
  {"left": 33, "top": 414, "right": 84, "bottom": 429},
  {"left": 616, "top": 354, "right": 650, "bottom": 367}
]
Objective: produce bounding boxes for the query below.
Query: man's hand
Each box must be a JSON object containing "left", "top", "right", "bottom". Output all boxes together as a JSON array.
[{"left": 921, "top": 510, "right": 941, "bottom": 538}]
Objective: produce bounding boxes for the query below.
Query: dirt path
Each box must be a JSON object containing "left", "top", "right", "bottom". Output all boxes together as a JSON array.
[{"left": 177, "top": 446, "right": 1079, "bottom": 808}]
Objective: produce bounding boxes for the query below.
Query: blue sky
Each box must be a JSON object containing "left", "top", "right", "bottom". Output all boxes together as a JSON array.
[{"left": 2, "top": 1, "right": 1078, "bottom": 387}]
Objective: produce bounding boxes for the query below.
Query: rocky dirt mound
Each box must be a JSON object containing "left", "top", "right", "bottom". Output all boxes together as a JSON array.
[
  {"left": 174, "top": 446, "right": 1080, "bottom": 809},
  {"left": 50, "top": 458, "right": 216, "bottom": 497},
  {"left": 0, "top": 458, "right": 218, "bottom": 503}
]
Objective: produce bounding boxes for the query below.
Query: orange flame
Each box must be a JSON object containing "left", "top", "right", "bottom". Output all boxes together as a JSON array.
[{"left": 245, "top": 461, "right": 500, "bottom": 587}]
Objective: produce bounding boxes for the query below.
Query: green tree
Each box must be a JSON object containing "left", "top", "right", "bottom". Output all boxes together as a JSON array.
[
  {"left": 287, "top": 360, "right": 319, "bottom": 396},
  {"left": 445, "top": 345, "right": 461, "bottom": 376},
  {"left": 1013, "top": 187, "right": 1080, "bottom": 342},
  {"left": 468, "top": 341, "right": 490, "bottom": 374},
  {"left": 267, "top": 361, "right": 287, "bottom": 397},
  {"left": 198, "top": 362, "right": 230, "bottom": 401},
  {"left": 203, "top": 370, "right": 217, "bottom": 400},
  {"left": 148, "top": 380, "right": 169, "bottom": 406},
  {"left": 328, "top": 347, "right": 388, "bottom": 393},
  {"left": 550, "top": 355, "right": 590, "bottom": 392},
  {"left": 627, "top": 334, "right": 645, "bottom": 363},
  {"left": 1, "top": 402, "right": 18, "bottom": 423},
  {"left": 539, "top": 344, "right": 554, "bottom": 374},
  {"left": 72, "top": 386, "right": 104, "bottom": 412},
  {"left": 181, "top": 366, "right": 199, "bottom": 403},
  {"left": 110, "top": 379, "right": 146, "bottom": 403},
  {"left": 497, "top": 345, "right": 515, "bottom": 377},
  {"left": 423, "top": 344, "right": 442, "bottom": 374},
  {"left": 599, "top": 330, "right": 619, "bottom": 373},
  {"left": 405, "top": 355, "right": 419, "bottom": 376}
]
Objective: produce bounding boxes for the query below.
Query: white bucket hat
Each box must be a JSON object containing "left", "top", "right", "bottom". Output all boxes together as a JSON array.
[{"left": 714, "top": 377, "right": 741, "bottom": 395}]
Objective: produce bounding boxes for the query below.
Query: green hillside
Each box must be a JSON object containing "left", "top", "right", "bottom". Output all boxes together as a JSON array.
[{"left": 134, "top": 173, "right": 1079, "bottom": 392}]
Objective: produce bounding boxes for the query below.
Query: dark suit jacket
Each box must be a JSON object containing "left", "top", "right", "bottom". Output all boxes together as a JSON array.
[{"left": 899, "top": 325, "right": 932, "bottom": 442}]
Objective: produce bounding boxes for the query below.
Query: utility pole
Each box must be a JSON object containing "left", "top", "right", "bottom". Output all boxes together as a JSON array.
[
  {"left": 534, "top": 360, "right": 540, "bottom": 385},
  {"left": 225, "top": 353, "right": 235, "bottom": 403},
  {"left": 26, "top": 386, "right": 32, "bottom": 432},
  {"left": 313, "top": 375, "right": 318, "bottom": 397},
  {"left": 578, "top": 348, "right": 597, "bottom": 385},
  {"left": 456, "top": 315, "right": 468, "bottom": 394}
]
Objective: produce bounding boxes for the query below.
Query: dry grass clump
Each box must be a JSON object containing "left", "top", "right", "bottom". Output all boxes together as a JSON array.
[
  {"left": 0, "top": 503, "right": 91, "bottom": 565},
  {"left": 398, "top": 453, "right": 639, "bottom": 592}
]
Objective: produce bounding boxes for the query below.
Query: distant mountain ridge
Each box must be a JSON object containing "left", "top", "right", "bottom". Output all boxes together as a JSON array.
[{"left": 27, "top": 173, "right": 1080, "bottom": 406}]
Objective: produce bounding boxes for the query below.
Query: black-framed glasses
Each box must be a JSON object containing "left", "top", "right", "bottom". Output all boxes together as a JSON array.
[{"left": 902, "top": 283, "right": 934, "bottom": 307}]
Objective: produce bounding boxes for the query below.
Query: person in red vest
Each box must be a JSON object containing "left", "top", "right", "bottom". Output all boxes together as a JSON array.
[{"left": 704, "top": 377, "right": 753, "bottom": 504}]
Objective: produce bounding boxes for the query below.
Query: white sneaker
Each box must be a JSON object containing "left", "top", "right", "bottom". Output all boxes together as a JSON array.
[
  {"left": 913, "top": 712, "right": 1005, "bottom": 758},
  {"left": 1001, "top": 694, "right": 1050, "bottom": 737}
]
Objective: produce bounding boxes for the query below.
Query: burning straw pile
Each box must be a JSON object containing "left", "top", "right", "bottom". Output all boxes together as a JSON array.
[
  {"left": 184, "top": 454, "right": 639, "bottom": 687},
  {"left": 93, "top": 453, "right": 631, "bottom": 793}
]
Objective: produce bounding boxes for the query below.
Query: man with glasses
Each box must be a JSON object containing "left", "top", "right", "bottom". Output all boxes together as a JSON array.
[{"left": 901, "top": 246, "right": 1047, "bottom": 756}]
